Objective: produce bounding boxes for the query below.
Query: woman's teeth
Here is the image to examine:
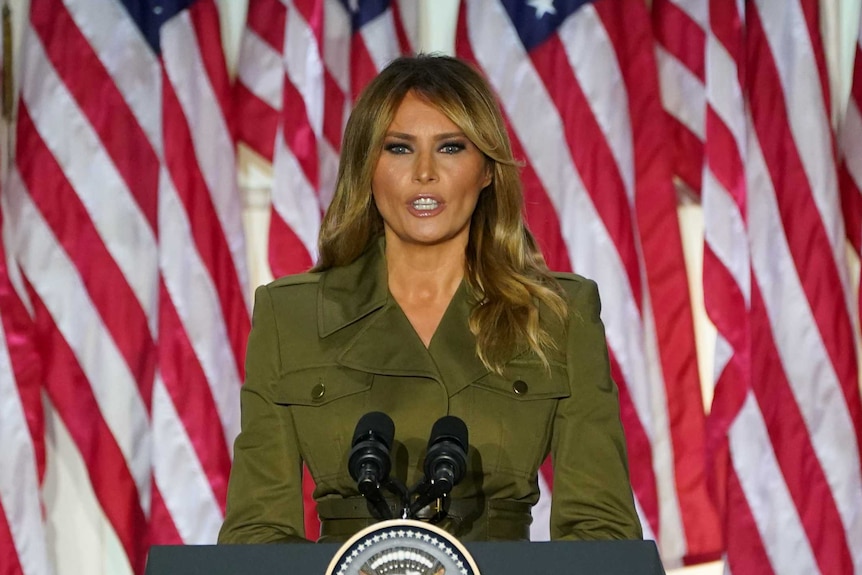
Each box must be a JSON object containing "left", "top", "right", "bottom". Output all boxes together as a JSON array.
[{"left": 412, "top": 198, "right": 439, "bottom": 211}]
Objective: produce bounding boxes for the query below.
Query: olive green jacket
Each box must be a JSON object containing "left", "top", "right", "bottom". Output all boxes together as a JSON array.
[{"left": 218, "top": 242, "right": 642, "bottom": 543}]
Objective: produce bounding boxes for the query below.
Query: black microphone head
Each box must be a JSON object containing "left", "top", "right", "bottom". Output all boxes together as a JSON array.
[
  {"left": 424, "top": 415, "right": 468, "bottom": 490},
  {"left": 349, "top": 412, "right": 394, "bottom": 485},
  {"left": 352, "top": 411, "right": 395, "bottom": 449},
  {"left": 427, "top": 415, "right": 468, "bottom": 451}
]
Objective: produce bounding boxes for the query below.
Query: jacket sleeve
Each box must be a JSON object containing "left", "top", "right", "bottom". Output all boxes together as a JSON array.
[
  {"left": 218, "top": 285, "right": 309, "bottom": 543},
  {"left": 550, "top": 278, "right": 643, "bottom": 540}
]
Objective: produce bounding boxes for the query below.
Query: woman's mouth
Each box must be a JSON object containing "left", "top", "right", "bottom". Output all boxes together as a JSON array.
[{"left": 412, "top": 197, "right": 439, "bottom": 211}]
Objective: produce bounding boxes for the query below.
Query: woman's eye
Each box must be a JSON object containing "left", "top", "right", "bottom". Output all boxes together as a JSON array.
[
  {"left": 440, "top": 142, "right": 466, "bottom": 154},
  {"left": 384, "top": 143, "right": 410, "bottom": 154}
]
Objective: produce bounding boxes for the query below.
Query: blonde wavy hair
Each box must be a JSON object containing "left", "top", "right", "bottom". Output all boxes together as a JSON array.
[{"left": 313, "top": 54, "right": 567, "bottom": 373}]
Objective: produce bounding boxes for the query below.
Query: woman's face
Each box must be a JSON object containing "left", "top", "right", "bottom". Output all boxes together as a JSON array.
[{"left": 372, "top": 91, "right": 492, "bottom": 251}]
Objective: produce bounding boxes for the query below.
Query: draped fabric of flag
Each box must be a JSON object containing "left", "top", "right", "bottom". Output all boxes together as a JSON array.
[
  {"left": 840, "top": 6, "right": 862, "bottom": 331},
  {"left": 0, "top": 11, "right": 52, "bottom": 575},
  {"left": 235, "top": 0, "right": 417, "bottom": 278},
  {"left": 0, "top": 188, "right": 51, "bottom": 575},
  {"left": 700, "top": 0, "right": 862, "bottom": 573},
  {"left": 652, "top": 0, "right": 706, "bottom": 196},
  {"left": 699, "top": 1, "right": 750, "bottom": 570},
  {"left": 234, "top": 0, "right": 416, "bottom": 539},
  {"left": 1, "top": 0, "right": 249, "bottom": 573},
  {"left": 456, "top": 0, "right": 721, "bottom": 566}
]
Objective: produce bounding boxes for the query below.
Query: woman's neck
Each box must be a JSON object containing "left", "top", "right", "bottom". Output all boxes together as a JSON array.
[
  {"left": 385, "top": 239, "right": 466, "bottom": 304},
  {"left": 384, "top": 237, "right": 467, "bottom": 347}
]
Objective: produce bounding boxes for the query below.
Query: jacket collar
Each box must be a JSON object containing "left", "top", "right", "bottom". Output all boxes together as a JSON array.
[
  {"left": 317, "top": 238, "right": 492, "bottom": 395},
  {"left": 318, "top": 238, "right": 389, "bottom": 338}
]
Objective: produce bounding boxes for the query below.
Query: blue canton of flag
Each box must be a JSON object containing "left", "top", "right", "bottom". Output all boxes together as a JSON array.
[
  {"left": 501, "top": 0, "right": 592, "bottom": 50},
  {"left": 341, "top": 0, "right": 392, "bottom": 31},
  {"left": 118, "top": 0, "right": 198, "bottom": 53}
]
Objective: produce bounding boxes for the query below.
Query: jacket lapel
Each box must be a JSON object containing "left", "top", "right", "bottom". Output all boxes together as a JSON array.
[
  {"left": 338, "top": 302, "right": 441, "bottom": 380},
  {"left": 318, "top": 239, "right": 441, "bottom": 381},
  {"left": 427, "top": 282, "right": 491, "bottom": 396},
  {"left": 318, "top": 240, "right": 389, "bottom": 338}
]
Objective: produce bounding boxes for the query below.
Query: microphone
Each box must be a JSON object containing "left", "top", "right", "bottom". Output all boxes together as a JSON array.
[
  {"left": 424, "top": 416, "right": 468, "bottom": 494},
  {"left": 349, "top": 412, "right": 395, "bottom": 519},
  {"left": 409, "top": 415, "right": 468, "bottom": 518}
]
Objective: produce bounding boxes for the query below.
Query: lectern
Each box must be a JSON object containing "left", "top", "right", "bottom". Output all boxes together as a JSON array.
[{"left": 146, "top": 539, "right": 665, "bottom": 575}]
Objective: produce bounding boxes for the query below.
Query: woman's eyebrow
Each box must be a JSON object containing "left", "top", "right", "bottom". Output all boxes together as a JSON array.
[{"left": 384, "top": 131, "right": 466, "bottom": 140}]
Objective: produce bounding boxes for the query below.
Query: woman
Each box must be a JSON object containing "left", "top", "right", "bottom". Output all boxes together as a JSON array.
[{"left": 218, "top": 54, "right": 642, "bottom": 544}]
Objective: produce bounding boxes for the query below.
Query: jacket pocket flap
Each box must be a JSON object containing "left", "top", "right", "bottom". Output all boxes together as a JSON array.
[
  {"left": 472, "top": 361, "right": 570, "bottom": 400},
  {"left": 269, "top": 367, "right": 373, "bottom": 406}
]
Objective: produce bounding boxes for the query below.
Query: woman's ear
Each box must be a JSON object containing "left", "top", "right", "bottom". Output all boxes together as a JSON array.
[{"left": 482, "top": 162, "right": 493, "bottom": 189}]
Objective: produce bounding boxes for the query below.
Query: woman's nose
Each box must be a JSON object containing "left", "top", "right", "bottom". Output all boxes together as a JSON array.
[{"left": 412, "top": 151, "right": 438, "bottom": 183}]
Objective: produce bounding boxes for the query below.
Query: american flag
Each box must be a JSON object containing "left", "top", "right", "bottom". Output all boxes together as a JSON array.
[
  {"left": 1, "top": 8, "right": 51, "bottom": 574},
  {"left": 0, "top": 198, "right": 51, "bottom": 575},
  {"left": 840, "top": 5, "right": 862, "bottom": 332},
  {"left": 0, "top": 0, "right": 249, "bottom": 573},
  {"left": 234, "top": 0, "right": 417, "bottom": 538},
  {"left": 652, "top": 0, "right": 706, "bottom": 196},
  {"left": 701, "top": 1, "right": 862, "bottom": 574},
  {"left": 235, "top": 0, "right": 417, "bottom": 278},
  {"left": 456, "top": 0, "right": 721, "bottom": 566}
]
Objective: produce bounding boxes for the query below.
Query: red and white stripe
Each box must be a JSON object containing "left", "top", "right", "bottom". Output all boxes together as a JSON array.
[
  {"left": 652, "top": 0, "right": 707, "bottom": 195},
  {"left": 703, "top": 1, "right": 862, "bottom": 573},
  {"left": 700, "top": 0, "right": 748, "bottom": 532},
  {"left": 235, "top": 0, "right": 416, "bottom": 279},
  {"left": 2, "top": 1, "right": 248, "bottom": 573},
  {"left": 839, "top": 6, "right": 862, "bottom": 330},
  {"left": 0, "top": 13, "right": 52, "bottom": 575},
  {"left": 8, "top": 3, "right": 159, "bottom": 570},
  {"left": 456, "top": 0, "right": 721, "bottom": 566},
  {"left": 0, "top": 221, "right": 51, "bottom": 575},
  {"left": 152, "top": 1, "right": 250, "bottom": 548}
]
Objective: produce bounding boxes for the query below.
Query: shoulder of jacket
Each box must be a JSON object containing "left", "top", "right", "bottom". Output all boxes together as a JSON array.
[
  {"left": 549, "top": 271, "right": 597, "bottom": 296},
  {"left": 549, "top": 271, "right": 592, "bottom": 285},
  {"left": 549, "top": 272, "right": 601, "bottom": 325},
  {"left": 254, "top": 274, "right": 321, "bottom": 309},
  {"left": 266, "top": 272, "right": 322, "bottom": 289}
]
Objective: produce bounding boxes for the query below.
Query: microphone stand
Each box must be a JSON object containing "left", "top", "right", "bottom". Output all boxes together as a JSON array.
[
  {"left": 406, "top": 478, "right": 449, "bottom": 522},
  {"left": 359, "top": 476, "right": 411, "bottom": 521},
  {"left": 384, "top": 478, "right": 411, "bottom": 519},
  {"left": 359, "top": 478, "right": 395, "bottom": 520}
]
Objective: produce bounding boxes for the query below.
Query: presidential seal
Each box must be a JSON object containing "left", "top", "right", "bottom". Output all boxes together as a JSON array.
[{"left": 324, "top": 519, "right": 481, "bottom": 575}]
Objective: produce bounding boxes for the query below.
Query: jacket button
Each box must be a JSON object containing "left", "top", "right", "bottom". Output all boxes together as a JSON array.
[
  {"left": 311, "top": 383, "right": 325, "bottom": 400},
  {"left": 512, "top": 380, "right": 528, "bottom": 395}
]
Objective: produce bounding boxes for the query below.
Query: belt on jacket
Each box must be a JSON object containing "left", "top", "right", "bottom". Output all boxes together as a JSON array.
[{"left": 315, "top": 497, "right": 532, "bottom": 542}]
